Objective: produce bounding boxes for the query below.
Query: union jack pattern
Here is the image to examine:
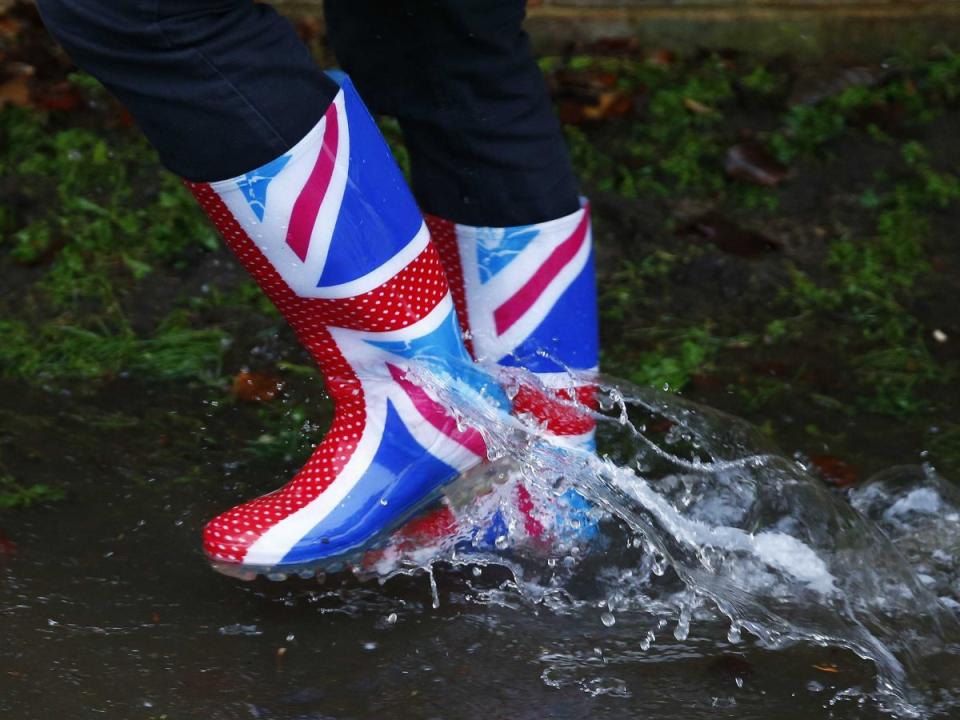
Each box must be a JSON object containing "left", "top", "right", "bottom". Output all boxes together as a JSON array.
[
  {"left": 429, "top": 205, "right": 599, "bottom": 440},
  {"left": 189, "top": 74, "right": 502, "bottom": 570},
  {"left": 421, "top": 204, "right": 601, "bottom": 547}
]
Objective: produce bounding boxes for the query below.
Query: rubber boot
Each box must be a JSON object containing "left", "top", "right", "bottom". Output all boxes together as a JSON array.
[
  {"left": 427, "top": 203, "right": 600, "bottom": 546},
  {"left": 187, "top": 73, "right": 506, "bottom": 576}
]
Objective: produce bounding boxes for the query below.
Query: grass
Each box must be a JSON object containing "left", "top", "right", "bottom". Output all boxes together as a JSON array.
[
  {"left": 560, "top": 48, "right": 959, "bottom": 417},
  {"left": 0, "top": 77, "right": 229, "bottom": 388},
  {"left": 0, "top": 314, "right": 228, "bottom": 384},
  {"left": 780, "top": 139, "right": 958, "bottom": 414},
  {"left": 558, "top": 53, "right": 736, "bottom": 199},
  {"left": 1, "top": 45, "right": 959, "bottom": 506},
  {"left": 0, "top": 451, "right": 64, "bottom": 509},
  {"left": 0, "top": 474, "right": 64, "bottom": 509}
]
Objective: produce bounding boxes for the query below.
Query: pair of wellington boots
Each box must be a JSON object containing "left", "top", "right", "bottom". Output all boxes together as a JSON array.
[{"left": 189, "top": 73, "right": 598, "bottom": 576}]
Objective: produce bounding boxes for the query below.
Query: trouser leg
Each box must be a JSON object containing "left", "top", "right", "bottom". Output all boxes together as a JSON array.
[
  {"left": 324, "top": 0, "right": 580, "bottom": 227},
  {"left": 36, "top": 0, "right": 339, "bottom": 181}
]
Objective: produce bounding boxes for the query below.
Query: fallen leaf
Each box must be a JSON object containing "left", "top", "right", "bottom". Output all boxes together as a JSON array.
[
  {"left": 34, "top": 80, "right": 83, "bottom": 111},
  {"left": 681, "top": 212, "right": 780, "bottom": 259},
  {"left": 116, "top": 107, "right": 134, "bottom": 128},
  {"left": 0, "top": 62, "right": 33, "bottom": 109},
  {"left": 0, "top": 15, "right": 21, "bottom": 40},
  {"left": 813, "top": 662, "right": 841, "bottom": 673},
  {"left": 647, "top": 48, "right": 675, "bottom": 67},
  {"left": 553, "top": 68, "right": 636, "bottom": 124},
  {"left": 810, "top": 455, "right": 859, "bottom": 488},
  {"left": 293, "top": 15, "right": 323, "bottom": 43},
  {"left": 724, "top": 141, "right": 788, "bottom": 187},
  {"left": 588, "top": 37, "right": 641, "bottom": 56},
  {"left": 683, "top": 97, "right": 715, "bottom": 116},
  {"left": 559, "top": 89, "right": 633, "bottom": 124},
  {"left": 231, "top": 371, "right": 283, "bottom": 402},
  {"left": 0, "top": 529, "right": 16, "bottom": 557}
]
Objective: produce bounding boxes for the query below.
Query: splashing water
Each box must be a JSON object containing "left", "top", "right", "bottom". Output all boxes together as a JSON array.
[{"left": 363, "top": 361, "right": 960, "bottom": 717}]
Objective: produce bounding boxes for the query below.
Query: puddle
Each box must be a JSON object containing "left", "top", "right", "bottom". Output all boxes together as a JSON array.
[{"left": 4, "top": 369, "right": 958, "bottom": 719}]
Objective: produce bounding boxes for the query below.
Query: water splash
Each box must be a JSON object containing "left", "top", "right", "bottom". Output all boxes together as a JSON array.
[{"left": 363, "top": 362, "right": 960, "bottom": 716}]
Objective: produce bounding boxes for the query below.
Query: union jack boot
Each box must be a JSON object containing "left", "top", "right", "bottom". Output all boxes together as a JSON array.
[
  {"left": 363, "top": 213, "right": 601, "bottom": 576},
  {"left": 428, "top": 204, "right": 600, "bottom": 547},
  {"left": 368, "top": 205, "right": 600, "bottom": 570},
  {"left": 187, "top": 73, "right": 506, "bottom": 576}
]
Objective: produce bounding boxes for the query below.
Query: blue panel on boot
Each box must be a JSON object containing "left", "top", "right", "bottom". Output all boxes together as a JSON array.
[
  {"left": 317, "top": 74, "right": 423, "bottom": 288},
  {"left": 497, "top": 250, "right": 599, "bottom": 373},
  {"left": 280, "top": 400, "right": 459, "bottom": 565}
]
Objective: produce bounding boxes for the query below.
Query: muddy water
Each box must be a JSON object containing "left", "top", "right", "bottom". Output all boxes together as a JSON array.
[{"left": 1, "top": 375, "right": 958, "bottom": 719}]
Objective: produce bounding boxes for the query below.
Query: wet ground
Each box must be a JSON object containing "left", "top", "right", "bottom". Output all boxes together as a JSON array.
[
  {"left": 0, "top": 377, "right": 897, "bottom": 720},
  {"left": 2, "top": 2, "right": 960, "bottom": 717}
]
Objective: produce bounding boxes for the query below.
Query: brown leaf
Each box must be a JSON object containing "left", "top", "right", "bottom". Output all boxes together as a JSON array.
[
  {"left": 551, "top": 66, "right": 637, "bottom": 123},
  {"left": 683, "top": 97, "right": 715, "bottom": 116},
  {"left": 724, "top": 141, "right": 788, "bottom": 187},
  {"left": 0, "top": 529, "right": 16, "bottom": 558},
  {"left": 293, "top": 15, "right": 324, "bottom": 43},
  {"left": 646, "top": 48, "right": 675, "bottom": 67},
  {"left": 810, "top": 455, "right": 859, "bottom": 488},
  {"left": 560, "top": 89, "right": 633, "bottom": 124},
  {"left": 34, "top": 80, "right": 83, "bottom": 112},
  {"left": 0, "top": 15, "right": 22, "bottom": 40},
  {"left": 681, "top": 212, "right": 780, "bottom": 259},
  {"left": 116, "top": 107, "right": 135, "bottom": 128},
  {"left": 571, "top": 36, "right": 639, "bottom": 57},
  {"left": 231, "top": 371, "right": 283, "bottom": 402},
  {"left": 0, "top": 62, "right": 33, "bottom": 109}
]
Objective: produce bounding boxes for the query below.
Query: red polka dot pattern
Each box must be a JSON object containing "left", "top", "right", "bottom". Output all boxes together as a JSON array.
[
  {"left": 425, "top": 215, "right": 474, "bottom": 359},
  {"left": 513, "top": 384, "right": 598, "bottom": 437},
  {"left": 187, "top": 181, "right": 451, "bottom": 564},
  {"left": 426, "top": 212, "right": 596, "bottom": 440},
  {"left": 426, "top": 209, "right": 599, "bottom": 545}
]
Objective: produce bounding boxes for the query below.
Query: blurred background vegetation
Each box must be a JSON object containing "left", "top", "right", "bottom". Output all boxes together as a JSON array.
[{"left": 1, "top": 0, "right": 959, "bottom": 508}]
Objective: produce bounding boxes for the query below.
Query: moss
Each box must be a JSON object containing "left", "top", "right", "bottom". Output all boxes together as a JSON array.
[
  {"left": 0, "top": 453, "right": 64, "bottom": 509},
  {"left": 1, "top": 90, "right": 227, "bottom": 389}
]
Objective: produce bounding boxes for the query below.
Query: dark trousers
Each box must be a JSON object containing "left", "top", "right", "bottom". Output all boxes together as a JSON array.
[{"left": 36, "top": 0, "right": 579, "bottom": 226}]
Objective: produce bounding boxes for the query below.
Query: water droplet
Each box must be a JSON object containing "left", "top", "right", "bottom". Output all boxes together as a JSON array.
[
  {"left": 600, "top": 612, "right": 616, "bottom": 627},
  {"left": 386, "top": 613, "right": 398, "bottom": 625},
  {"left": 727, "top": 624, "right": 741, "bottom": 644},
  {"left": 494, "top": 535, "right": 509, "bottom": 550},
  {"left": 674, "top": 605, "right": 691, "bottom": 641},
  {"left": 379, "top": 497, "right": 388, "bottom": 506},
  {"left": 363, "top": 641, "right": 378, "bottom": 651}
]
